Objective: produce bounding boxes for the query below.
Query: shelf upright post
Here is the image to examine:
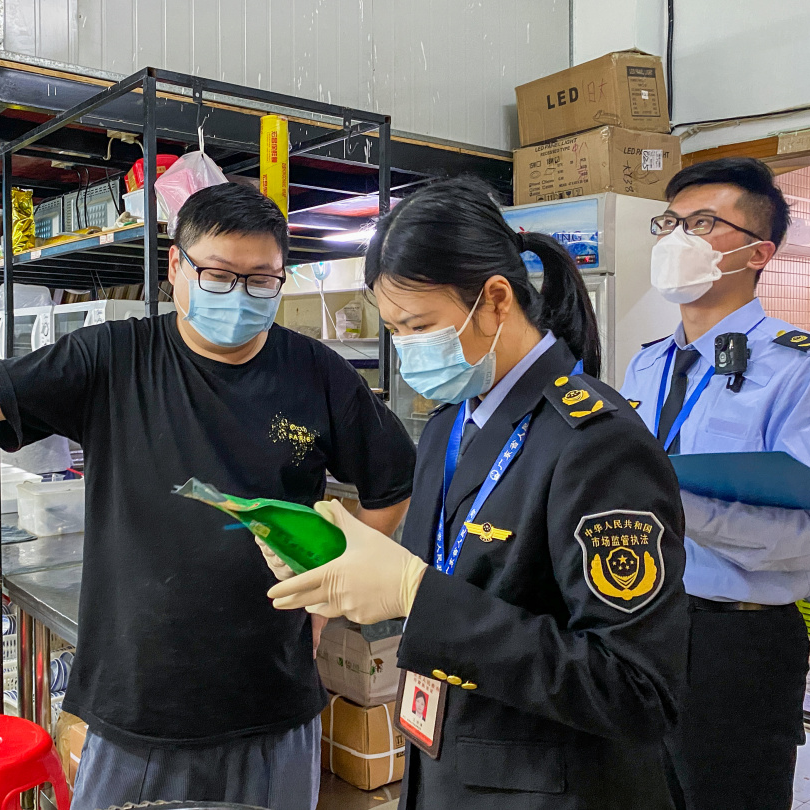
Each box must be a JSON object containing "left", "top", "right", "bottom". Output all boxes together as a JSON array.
[
  {"left": 0, "top": 151, "right": 13, "bottom": 653},
  {"left": 142, "top": 72, "right": 159, "bottom": 317},
  {"left": 378, "top": 118, "right": 392, "bottom": 400},
  {"left": 2, "top": 151, "right": 14, "bottom": 359}
]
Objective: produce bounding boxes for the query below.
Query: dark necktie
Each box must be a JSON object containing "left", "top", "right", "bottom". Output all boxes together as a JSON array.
[
  {"left": 459, "top": 398, "right": 481, "bottom": 456},
  {"left": 657, "top": 348, "right": 700, "bottom": 455}
]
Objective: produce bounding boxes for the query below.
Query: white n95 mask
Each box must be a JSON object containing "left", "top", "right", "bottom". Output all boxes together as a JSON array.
[{"left": 651, "top": 227, "right": 765, "bottom": 304}]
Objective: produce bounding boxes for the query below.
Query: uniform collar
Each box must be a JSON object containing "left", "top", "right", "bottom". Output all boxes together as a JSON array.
[
  {"left": 675, "top": 298, "right": 767, "bottom": 363},
  {"left": 467, "top": 330, "right": 557, "bottom": 428},
  {"left": 442, "top": 338, "right": 578, "bottom": 520}
]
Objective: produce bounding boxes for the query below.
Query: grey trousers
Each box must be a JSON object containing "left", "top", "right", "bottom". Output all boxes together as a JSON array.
[{"left": 72, "top": 716, "right": 321, "bottom": 810}]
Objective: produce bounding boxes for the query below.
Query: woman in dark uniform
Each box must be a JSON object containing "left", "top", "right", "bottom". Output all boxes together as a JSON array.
[{"left": 268, "top": 177, "right": 688, "bottom": 809}]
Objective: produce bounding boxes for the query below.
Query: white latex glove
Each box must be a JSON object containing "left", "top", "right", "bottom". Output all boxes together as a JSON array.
[
  {"left": 267, "top": 500, "right": 428, "bottom": 624},
  {"left": 254, "top": 536, "right": 296, "bottom": 581}
]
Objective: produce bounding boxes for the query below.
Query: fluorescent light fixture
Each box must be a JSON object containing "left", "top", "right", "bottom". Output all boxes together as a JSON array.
[{"left": 322, "top": 227, "right": 375, "bottom": 243}]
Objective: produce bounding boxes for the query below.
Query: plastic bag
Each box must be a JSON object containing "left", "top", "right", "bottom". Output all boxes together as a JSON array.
[
  {"left": 336, "top": 300, "right": 363, "bottom": 340},
  {"left": 154, "top": 151, "right": 227, "bottom": 237},
  {"left": 12, "top": 188, "right": 35, "bottom": 254},
  {"left": 173, "top": 478, "right": 346, "bottom": 574}
]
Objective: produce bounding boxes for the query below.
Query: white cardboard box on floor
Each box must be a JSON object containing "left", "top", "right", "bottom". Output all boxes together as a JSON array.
[{"left": 317, "top": 619, "right": 400, "bottom": 707}]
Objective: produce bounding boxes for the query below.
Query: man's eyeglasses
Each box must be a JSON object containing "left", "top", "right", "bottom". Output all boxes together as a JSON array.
[
  {"left": 179, "top": 247, "right": 285, "bottom": 299},
  {"left": 650, "top": 214, "right": 765, "bottom": 242}
]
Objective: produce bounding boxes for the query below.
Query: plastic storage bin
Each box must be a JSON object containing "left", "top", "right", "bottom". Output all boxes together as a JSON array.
[
  {"left": 16, "top": 480, "right": 85, "bottom": 536},
  {"left": 123, "top": 189, "right": 169, "bottom": 222},
  {"left": 1, "top": 468, "right": 43, "bottom": 514}
]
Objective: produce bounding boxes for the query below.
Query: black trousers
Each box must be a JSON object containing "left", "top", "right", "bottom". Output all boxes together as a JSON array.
[{"left": 666, "top": 601, "right": 809, "bottom": 810}]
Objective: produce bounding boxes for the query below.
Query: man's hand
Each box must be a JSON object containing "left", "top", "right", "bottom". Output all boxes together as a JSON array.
[
  {"left": 254, "top": 536, "right": 296, "bottom": 581},
  {"left": 311, "top": 614, "right": 328, "bottom": 659},
  {"left": 268, "top": 500, "right": 427, "bottom": 624}
]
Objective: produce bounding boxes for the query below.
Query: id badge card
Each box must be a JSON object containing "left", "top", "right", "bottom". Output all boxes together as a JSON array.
[{"left": 394, "top": 670, "right": 448, "bottom": 760}]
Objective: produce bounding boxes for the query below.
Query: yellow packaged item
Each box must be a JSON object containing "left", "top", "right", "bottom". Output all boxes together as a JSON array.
[
  {"left": 260, "top": 115, "right": 289, "bottom": 218},
  {"left": 12, "top": 188, "right": 35, "bottom": 254}
]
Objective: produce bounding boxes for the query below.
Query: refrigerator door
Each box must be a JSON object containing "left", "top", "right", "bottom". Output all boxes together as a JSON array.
[{"left": 529, "top": 274, "right": 616, "bottom": 386}]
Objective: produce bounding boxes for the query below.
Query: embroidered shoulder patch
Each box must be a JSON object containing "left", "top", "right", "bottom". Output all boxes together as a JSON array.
[
  {"left": 574, "top": 510, "right": 665, "bottom": 613},
  {"left": 773, "top": 330, "right": 810, "bottom": 353},
  {"left": 543, "top": 375, "right": 618, "bottom": 428}
]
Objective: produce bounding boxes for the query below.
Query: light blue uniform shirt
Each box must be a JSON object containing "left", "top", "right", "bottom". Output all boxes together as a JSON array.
[
  {"left": 621, "top": 298, "right": 810, "bottom": 603},
  {"left": 465, "top": 331, "right": 558, "bottom": 427}
]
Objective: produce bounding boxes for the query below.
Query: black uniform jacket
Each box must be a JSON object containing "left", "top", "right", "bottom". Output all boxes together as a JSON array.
[{"left": 396, "top": 339, "right": 688, "bottom": 810}]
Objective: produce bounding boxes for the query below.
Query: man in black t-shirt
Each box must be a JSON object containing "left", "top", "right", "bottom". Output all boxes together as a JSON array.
[{"left": 0, "top": 184, "right": 415, "bottom": 810}]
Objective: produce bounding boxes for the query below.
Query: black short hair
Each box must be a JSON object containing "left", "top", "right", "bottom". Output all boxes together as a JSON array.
[
  {"left": 666, "top": 158, "right": 790, "bottom": 247},
  {"left": 174, "top": 183, "right": 289, "bottom": 263}
]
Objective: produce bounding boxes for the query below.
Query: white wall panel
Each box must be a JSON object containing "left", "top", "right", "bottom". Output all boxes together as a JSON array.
[{"left": 1, "top": 0, "right": 570, "bottom": 151}]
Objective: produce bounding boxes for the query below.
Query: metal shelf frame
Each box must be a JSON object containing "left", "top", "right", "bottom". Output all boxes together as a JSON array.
[{"left": 1, "top": 65, "right": 392, "bottom": 381}]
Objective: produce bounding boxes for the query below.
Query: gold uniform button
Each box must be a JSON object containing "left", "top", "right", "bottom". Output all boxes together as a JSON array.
[
  {"left": 461, "top": 682, "right": 478, "bottom": 690},
  {"left": 432, "top": 669, "right": 448, "bottom": 681},
  {"left": 446, "top": 675, "right": 463, "bottom": 686}
]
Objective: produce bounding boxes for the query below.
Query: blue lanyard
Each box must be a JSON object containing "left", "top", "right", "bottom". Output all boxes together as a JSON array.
[
  {"left": 434, "top": 358, "right": 583, "bottom": 574},
  {"left": 653, "top": 318, "right": 766, "bottom": 453},
  {"left": 435, "top": 407, "right": 532, "bottom": 574}
]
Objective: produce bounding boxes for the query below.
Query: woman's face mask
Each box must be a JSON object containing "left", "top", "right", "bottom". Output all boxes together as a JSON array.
[
  {"left": 651, "top": 227, "right": 765, "bottom": 305},
  {"left": 391, "top": 288, "right": 503, "bottom": 404}
]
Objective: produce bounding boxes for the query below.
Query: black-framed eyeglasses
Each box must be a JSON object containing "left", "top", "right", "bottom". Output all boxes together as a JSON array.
[
  {"left": 650, "top": 214, "right": 765, "bottom": 242},
  {"left": 179, "top": 247, "right": 286, "bottom": 299}
]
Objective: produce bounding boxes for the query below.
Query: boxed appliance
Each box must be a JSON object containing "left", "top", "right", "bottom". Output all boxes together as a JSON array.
[
  {"left": 513, "top": 126, "right": 681, "bottom": 205},
  {"left": 17, "top": 479, "right": 85, "bottom": 536},
  {"left": 320, "top": 693, "right": 405, "bottom": 790},
  {"left": 516, "top": 50, "right": 669, "bottom": 146},
  {"left": 125, "top": 155, "right": 179, "bottom": 193},
  {"left": 316, "top": 618, "right": 400, "bottom": 707}
]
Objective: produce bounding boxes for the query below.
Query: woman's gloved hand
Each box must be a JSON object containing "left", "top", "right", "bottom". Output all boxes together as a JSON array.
[
  {"left": 254, "top": 536, "right": 296, "bottom": 581},
  {"left": 267, "top": 499, "right": 427, "bottom": 624}
]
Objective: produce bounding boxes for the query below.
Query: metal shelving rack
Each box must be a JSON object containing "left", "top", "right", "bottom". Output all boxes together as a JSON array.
[{"left": 0, "top": 65, "right": 392, "bottom": 375}]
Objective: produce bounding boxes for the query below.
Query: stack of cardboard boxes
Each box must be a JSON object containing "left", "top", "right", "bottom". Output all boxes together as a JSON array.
[
  {"left": 317, "top": 617, "right": 406, "bottom": 791},
  {"left": 54, "top": 711, "right": 88, "bottom": 797},
  {"left": 513, "top": 51, "right": 682, "bottom": 205}
]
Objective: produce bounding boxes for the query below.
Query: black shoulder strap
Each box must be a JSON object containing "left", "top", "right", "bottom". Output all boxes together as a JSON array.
[
  {"left": 641, "top": 335, "right": 671, "bottom": 349},
  {"left": 543, "top": 374, "right": 618, "bottom": 428},
  {"left": 773, "top": 330, "right": 810, "bottom": 353}
]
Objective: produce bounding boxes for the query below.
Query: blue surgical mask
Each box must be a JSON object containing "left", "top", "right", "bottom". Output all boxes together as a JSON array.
[
  {"left": 177, "top": 269, "right": 280, "bottom": 348},
  {"left": 392, "top": 290, "right": 503, "bottom": 404}
]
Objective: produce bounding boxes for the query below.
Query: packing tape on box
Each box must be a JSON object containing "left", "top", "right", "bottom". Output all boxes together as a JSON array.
[{"left": 323, "top": 693, "right": 404, "bottom": 784}]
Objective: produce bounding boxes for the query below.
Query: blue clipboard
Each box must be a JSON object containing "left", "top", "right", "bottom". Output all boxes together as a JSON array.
[{"left": 669, "top": 451, "right": 810, "bottom": 510}]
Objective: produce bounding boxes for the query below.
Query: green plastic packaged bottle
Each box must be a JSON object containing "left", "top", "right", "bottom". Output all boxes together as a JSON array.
[{"left": 174, "top": 478, "right": 346, "bottom": 574}]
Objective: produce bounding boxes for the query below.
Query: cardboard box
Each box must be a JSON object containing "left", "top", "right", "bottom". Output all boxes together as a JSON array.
[
  {"left": 54, "top": 711, "right": 84, "bottom": 778},
  {"left": 516, "top": 50, "right": 669, "bottom": 146},
  {"left": 68, "top": 719, "right": 88, "bottom": 787},
  {"left": 320, "top": 693, "right": 405, "bottom": 790},
  {"left": 513, "top": 126, "right": 681, "bottom": 205},
  {"left": 317, "top": 618, "right": 400, "bottom": 707}
]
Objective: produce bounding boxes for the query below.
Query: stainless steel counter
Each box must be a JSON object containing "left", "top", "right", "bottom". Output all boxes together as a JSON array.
[
  {"left": 3, "top": 531, "right": 83, "bottom": 578},
  {"left": 4, "top": 564, "right": 80, "bottom": 647}
]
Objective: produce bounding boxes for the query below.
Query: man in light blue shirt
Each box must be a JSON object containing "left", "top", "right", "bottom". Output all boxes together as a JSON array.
[{"left": 622, "top": 158, "right": 810, "bottom": 810}]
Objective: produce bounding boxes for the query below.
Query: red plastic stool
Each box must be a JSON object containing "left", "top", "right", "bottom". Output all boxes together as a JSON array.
[{"left": 0, "top": 715, "right": 70, "bottom": 810}]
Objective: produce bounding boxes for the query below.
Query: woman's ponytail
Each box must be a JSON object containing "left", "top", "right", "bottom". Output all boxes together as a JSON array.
[{"left": 517, "top": 231, "right": 601, "bottom": 378}]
